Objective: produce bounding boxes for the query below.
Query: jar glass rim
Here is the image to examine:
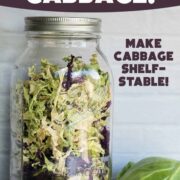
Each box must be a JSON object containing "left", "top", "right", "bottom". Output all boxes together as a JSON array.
[{"left": 26, "top": 31, "right": 101, "bottom": 39}]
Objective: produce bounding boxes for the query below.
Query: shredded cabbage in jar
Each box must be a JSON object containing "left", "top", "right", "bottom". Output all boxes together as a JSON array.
[{"left": 21, "top": 55, "right": 111, "bottom": 179}]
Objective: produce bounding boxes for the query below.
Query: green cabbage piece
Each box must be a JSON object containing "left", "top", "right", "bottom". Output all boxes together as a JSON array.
[{"left": 117, "top": 157, "right": 180, "bottom": 180}]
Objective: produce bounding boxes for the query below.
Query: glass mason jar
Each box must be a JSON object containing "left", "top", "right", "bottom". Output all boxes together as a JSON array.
[{"left": 10, "top": 17, "right": 113, "bottom": 180}]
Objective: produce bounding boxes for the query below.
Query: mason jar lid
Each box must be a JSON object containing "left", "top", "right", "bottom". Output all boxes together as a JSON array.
[{"left": 25, "top": 17, "right": 101, "bottom": 35}]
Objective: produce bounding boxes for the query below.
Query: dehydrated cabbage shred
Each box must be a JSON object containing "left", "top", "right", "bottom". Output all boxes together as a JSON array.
[
  {"left": 117, "top": 157, "right": 180, "bottom": 180},
  {"left": 20, "top": 55, "right": 111, "bottom": 179}
]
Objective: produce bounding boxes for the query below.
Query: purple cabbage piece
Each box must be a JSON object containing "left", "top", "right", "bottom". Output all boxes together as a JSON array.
[
  {"left": 89, "top": 174, "right": 93, "bottom": 180},
  {"left": 101, "top": 101, "right": 111, "bottom": 113},
  {"left": 100, "top": 101, "right": 111, "bottom": 155},
  {"left": 105, "top": 101, "right": 111, "bottom": 109},
  {"left": 63, "top": 55, "right": 74, "bottom": 91},
  {"left": 23, "top": 171, "right": 62, "bottom": 180},
  {"left": 66, "top": 154, "right": 92, "bottom": 176},
  {"left": 72, "top": 77, "right": 84, "bottom": 84},
  {"left": 101, "top": 127, "right": 110, "bottom": 156}
]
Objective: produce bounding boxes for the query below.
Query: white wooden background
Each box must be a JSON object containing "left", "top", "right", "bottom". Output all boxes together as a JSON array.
[{"left": 1, "top": 6, "right": 180, "bottom": 180}]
